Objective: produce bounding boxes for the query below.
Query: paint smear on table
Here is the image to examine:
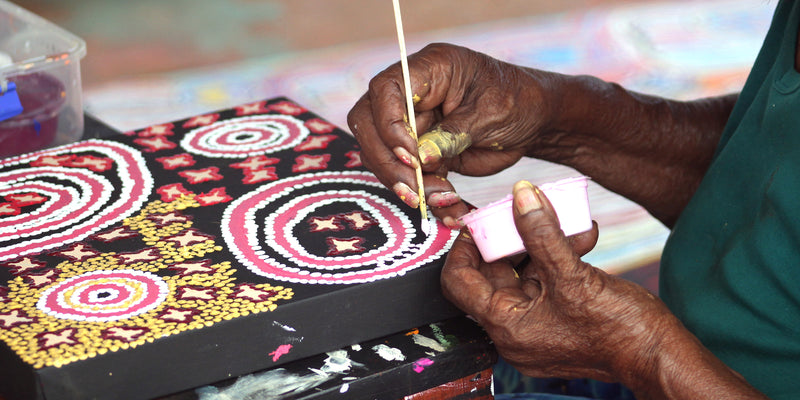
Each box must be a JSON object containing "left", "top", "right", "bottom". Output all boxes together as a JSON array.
[
  {"left": 412, "top": 358, "right": 434, "bottom": 373},
  {"left": 411, "top": 334, "right": 446, "bottom": 353},
  {"left": 196, "top": 368, "right": 331, "bottom": 399},
  {"left": 197, "top": 349, "right": 362, "bottom": 399},
  {"left": 372, "top": 344, "right": 405, "bottom": 362},
  {"left": 314, "top": 350, "right": 362, "bottom": 375},
  {"left": 269, "top": 344, "right": 293, "bottom": 362},
  {"left": 273, "top": 320, "right": 297, "bottom": 332},
  {"left": 431, "top": 323, "right": 458, "bottom": 350}
]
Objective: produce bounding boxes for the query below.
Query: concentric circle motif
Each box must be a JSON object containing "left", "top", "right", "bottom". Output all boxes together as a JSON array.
[
  {"left": 180, "top": 115, "right": 309, "bottom": 158},
  {"left": 0, "top": 141, "right": 153, "bottom": 262},
  {"left": 36, "top": 270, "right": 169, "bottom": 322},
  {"left": 222, "top": 171, "right": 459, "bottom": 284}
]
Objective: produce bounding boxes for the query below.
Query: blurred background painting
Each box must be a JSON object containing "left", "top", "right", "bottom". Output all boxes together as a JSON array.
[{"left": 10, "top": 0, "right": 775, "bottom": 289}]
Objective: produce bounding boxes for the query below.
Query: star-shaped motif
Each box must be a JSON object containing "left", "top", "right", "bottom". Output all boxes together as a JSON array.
[
  {"left": 38, "top": 328, "right": 77, "bottom": 349},
  {"left": 156, "top": 183, "right": 193, "bottom": 202},
  {"left": 25, "top": 269, "right": 58, "bottom": 288},
  {"left": 177, "top": 286, "right": 216, "bottom": 301},
  {"left": 67, "top": 155, "right": 114, "bottom": 172},
  {"left": 104, "top": 326, "right": 149, "bottom": 342},
  {"left": 342, "top": 211, "right": 376, "bottom": 230},
  {"left": 138, "top": 123, "right": 174, "bottom": 137},
  {"left": 134, "top": 136, "right": 177, "bottom": 152},
  {"left": 55, "top": 243, "right": 100, "bottom": 261},
  {"left": 178, "top": 167, "right": 223, "bottom": 184},
  {"left": 234, "top": 284, "right": 278, "bottom": 302},
  {"left": 268, "top": 101, "right": 306, "bottom": 116},
  {"left": 168, "top": 259, "right": 214, "bottom": 276},
  {"left": 308, "top": 216, "right": 343, "bottom": 232},
  {"left": 196, "top": 187, "right": 233, "bottom": 206},
  {"left": 159, "top": 308, "right": 197, "bottom": 323},
  {"left": 326, "top": 237, "right": 366, "bottom": 256},
  {"left": 0, "top": 202, "right": 20, "bottom": 216},
  {"left": 241, "top": 167, "right": 278, "bottom": 184},
  {"left": 304, "top": 118, "right": 336, "bottom": 134},
  {"left": 167, "top": 229, "right": 213, "bottom": 247},
  {"left": 345, "top": 150, "right": 362, "bottom": 168},
  {"left": 93, "top": 226, "right": 139, "bottom": 242},
  {"left": 5, "top": 192, "right": 47, "bottom": 207},
  {"left": 292, "top": 154, "right": 331, "bottom": 173},
  {"left": 235, "top": 101, "right": 267, "bottom": 116},
  {"left": 0, "top": 309, "right": 35, "bottom": 328},
  {"left": 117, "top": 248, "right": 160, "bottom": 264},
  {"left": 293, "top": 135, "right": 337, "bottom": 152},
  {"left": 149, "top": 211, "right": 190, "bottom": 226},
  {"left": 230, "top": 155, "right": 280, "bottom": 170},
  {"left": 182, "top": 113, "right": 220, "bottom": 128},
  {"left": 156, "top": 153, "right": 196, "bottom": 170},
  {"left": 3, "top": 256, "right": 45, "bottom": 275}
]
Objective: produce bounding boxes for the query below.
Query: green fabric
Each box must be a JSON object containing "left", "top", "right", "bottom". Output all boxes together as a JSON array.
[{"left": 661, "top": 1, "right": 800, "bottom": 398}]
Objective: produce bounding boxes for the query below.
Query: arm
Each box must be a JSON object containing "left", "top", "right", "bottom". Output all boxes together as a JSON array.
[
  {"left": 348, "top": 43, "right": 737, "bottom": 227},
  {"left": 530, "top": 73, "right": 738, "bottom": 226},
  {"left": 441, "top": 181, "right": 767, "bottom": 399}
]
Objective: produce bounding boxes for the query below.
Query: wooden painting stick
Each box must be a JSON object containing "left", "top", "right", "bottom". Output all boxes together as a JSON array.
[{"left": 392, "top": 0, "right": 430, "bottom": 235}]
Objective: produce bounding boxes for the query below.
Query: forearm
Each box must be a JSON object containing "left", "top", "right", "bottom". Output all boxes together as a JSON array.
[
  {"left": 619, "top": 317, "right": 767, "bottom": 400},
  {"left": 530, "top": 72, "right": 738, "bottom": 227}
]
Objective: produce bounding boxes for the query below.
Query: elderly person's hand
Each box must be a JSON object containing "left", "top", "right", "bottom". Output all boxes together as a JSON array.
[
  {"left": 348, "top": 43, "right": 554, "bottom": 227},
  {"left": 348, "top": 43, "right": 739, "bottom": 228},
  {"left": 441, "top": 181, "right": 767, "bottom": 399}
]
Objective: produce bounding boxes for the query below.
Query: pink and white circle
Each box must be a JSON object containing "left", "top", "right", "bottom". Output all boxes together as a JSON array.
[
  {"left": 0, "top": 141, "right": 153, "bottom": 262},
  {"left": 37, "top": 270, "right": 169, "bottom": 322},
  {"left": 222, "top": 171, "right": 458, "bottom": 284},
  {"left": 180, "top": 115, "right": 309, "bottom": 158}
]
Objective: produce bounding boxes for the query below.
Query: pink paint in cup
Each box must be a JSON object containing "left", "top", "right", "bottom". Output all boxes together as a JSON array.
[{"left": 459, "top": 176, "right": 592, "bottom": 262}]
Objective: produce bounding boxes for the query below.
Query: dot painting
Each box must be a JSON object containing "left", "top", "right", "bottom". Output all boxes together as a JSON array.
[{"left": 0, "top": 98, "right": 458, "bottom": 375}]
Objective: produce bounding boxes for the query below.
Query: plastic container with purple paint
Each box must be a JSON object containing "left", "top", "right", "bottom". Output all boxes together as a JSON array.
[
  {"left": 459, "top": 176, "right": 592, "bottom": 262},
  {"left": 0, "top": 0, "right": 86, "bottom": 158}
]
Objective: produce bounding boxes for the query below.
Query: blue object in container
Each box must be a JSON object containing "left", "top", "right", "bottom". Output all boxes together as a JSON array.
[{"left": 0, "top": 81, "right": 24, "bottom": 122}]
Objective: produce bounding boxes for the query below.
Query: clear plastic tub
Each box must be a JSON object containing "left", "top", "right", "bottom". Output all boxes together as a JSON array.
[{"left": 0, "top": 0, "right": 86, "bottom": 158}]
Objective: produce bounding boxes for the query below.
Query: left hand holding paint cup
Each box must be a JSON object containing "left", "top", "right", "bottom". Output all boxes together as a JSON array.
[
  {"left": 440, "top": 180, "right": 682, "bottom": 386},
  {"left": 459, "top": 176, "right": 592, "bottom": 262}
]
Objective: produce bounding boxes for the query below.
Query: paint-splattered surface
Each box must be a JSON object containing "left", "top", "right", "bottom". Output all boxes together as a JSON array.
[
  {"left": 0, "top": 99, "right": 461, "bottom": 400},
  {"left": 179, "top": 317, "right": 495, "bottom": 400}
]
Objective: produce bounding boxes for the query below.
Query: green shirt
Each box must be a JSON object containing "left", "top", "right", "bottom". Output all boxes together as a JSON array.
[{"left": 661, "top": 1, "right": 800, "bottom": 398}]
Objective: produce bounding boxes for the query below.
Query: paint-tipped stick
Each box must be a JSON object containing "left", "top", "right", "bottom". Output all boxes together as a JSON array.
[{"left": 392, "top": 0, "right": 429, "bottom": 236}]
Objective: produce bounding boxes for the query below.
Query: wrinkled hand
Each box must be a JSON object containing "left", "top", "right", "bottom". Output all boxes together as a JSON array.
[
  {"left": 441, "top": 181, "right": 679, "bottom": 382},
  {"left": 348, "top": 43, "right": 556, "bottom": 226}
]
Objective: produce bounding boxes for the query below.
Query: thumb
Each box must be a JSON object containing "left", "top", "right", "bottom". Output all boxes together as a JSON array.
[
  {"left": 417, "top": 126, "right": 472, "bottom": 166},
  {"left": 511, "top": 180, "right": 584, "bottom": 284}
]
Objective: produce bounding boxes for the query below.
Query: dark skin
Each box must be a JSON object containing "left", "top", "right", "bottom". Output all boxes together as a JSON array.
[{"left": 348, "top": 43, "right": 768, "bottom": 398}]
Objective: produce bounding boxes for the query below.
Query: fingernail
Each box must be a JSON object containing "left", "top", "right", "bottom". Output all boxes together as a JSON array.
[
  {"left": 418, "top": 139, "right": 442, "bottom": 165},
  {"left": 392, "top": 146, "right": 420, "bottom": 169},
  {"left": 393, "top": 182, "right": 419, "bottom": 208},
  {"left": 513, "top": 180, "right": 542, "bottom": 214},
  {"left": 443, "top": 216, "right": 465, "bottom": 230},
  {"left": 428, "top": 191, "right": 461, "bottom": 208}
]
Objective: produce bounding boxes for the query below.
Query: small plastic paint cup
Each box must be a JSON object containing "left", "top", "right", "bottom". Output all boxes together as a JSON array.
[{"left": 459, "top": 176, "right": 592, "bottom": 262}]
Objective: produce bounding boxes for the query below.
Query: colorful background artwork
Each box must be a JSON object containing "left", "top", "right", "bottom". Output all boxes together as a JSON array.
[
  {"left": 75, "top": 0, "right": 775, "bottom": 281},
  {"left": 0, "top": 98, "right": 458, "bottom": 399}
]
